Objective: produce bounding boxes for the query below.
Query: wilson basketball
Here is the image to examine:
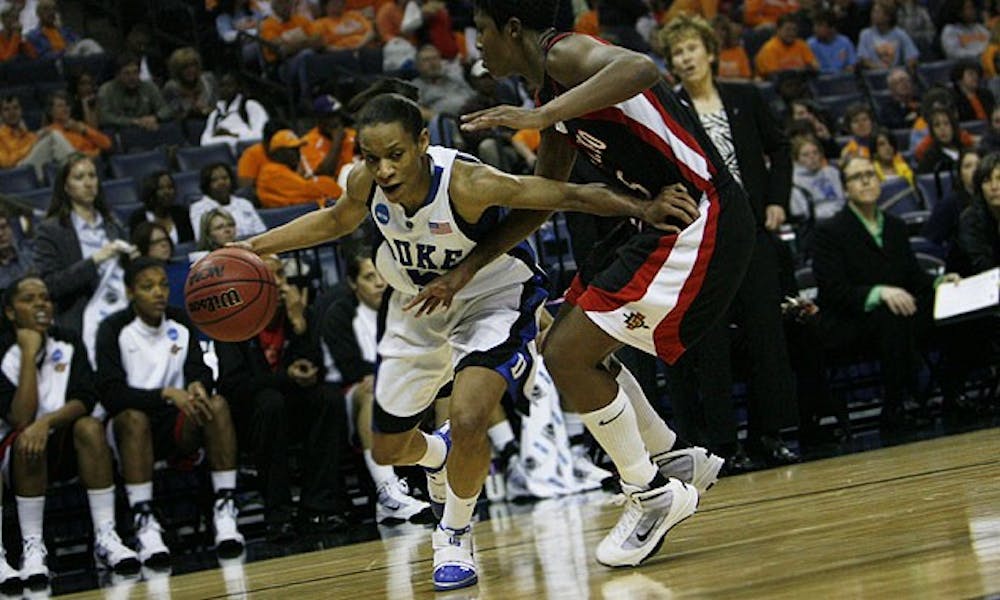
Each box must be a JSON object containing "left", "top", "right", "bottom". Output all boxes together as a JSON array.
[{"left": 184, "top": 248, "right": 279, "bottom": 342}]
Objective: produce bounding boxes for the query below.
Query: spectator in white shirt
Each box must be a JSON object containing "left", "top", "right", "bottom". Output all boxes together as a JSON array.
[
  {"left": 189, "top": 162, "right": 266, "bottom": 242},
  {"left": 201, "top": 73, "right": 269, "bottom": 152}
]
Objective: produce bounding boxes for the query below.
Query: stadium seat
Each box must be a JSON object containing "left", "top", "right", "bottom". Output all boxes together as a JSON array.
[
  {"left": 809, "top": 73, "right": 860, "bottom": 98},
  {"left": 909, "top": 235, "right": 946, "bottom": 259},
  {"left": 2, "top": 58, "right": 60, "bottom": 85},
  {"left": 862, "top": 69, "right": 890, "bottom": 93},
  {"left": 177, "top": 143, "right": 233, "bottom": 172},
  {"left": 62, "top": 54, "right": 112, "bottom": 83},
  {"left": 303, "top": 51, "right": 362, "bottom": 102},
  {"left": 899, "top": 209, "right": 930, "bottom": 235},
  {"left": 34, "top": 81, "right": 67, "bottom": 103},
  {"left": 915, "top": 172, "right": 952, "bottom": 210},
  {"left": 14, "top": 187, "right": 52, "bottom": 214},
  {"left": 358, "top": 46, "right": 384, "bottom": 76},
  {"left": 109, "top": 149, "right": 170, "bottom": 181},
  {"left": 111, "top": 201, "right": 143, "bottom": 224},
  {"left": 4, "top": 84, "right": 34, "bottom": 108},
  {"left": 236, "top": 139, "right": 261, "bottom": 159},
  {"left": 101, "top": 178, "right": 140, "bottom": 208},
  {"left": 0, "top": 165, "right": 38, "bottom": 194},
  {"left": 960, "top": 120, "right": 987, "bottom": 137},
  {"left": 259, "top": 204, "right": 316, "bottom": 229},
  {"left": 172, "top": 170, "right": 202, "bottom": 204},
  {"left": 917, "top": 60, "right": 957, "bottom": 88},
  {"left": 816, "top": 93, "right": 867, "bottom": 130},
  {"left": 879, "top": 178, "right": 923, "bottom": 215},
  {"left": 118, "top": 121, "right": 186, "bottom": 153},
  {"left": 915, "top": 252, "right": 946, "bottom": 277},
  {"left": 890, "top": 128, "right": 910, "bottom": 151}
]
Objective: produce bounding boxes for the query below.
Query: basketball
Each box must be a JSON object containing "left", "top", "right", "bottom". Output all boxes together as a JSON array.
[{"left": 184, "top": 247, "right": 279, "bottom": 342}]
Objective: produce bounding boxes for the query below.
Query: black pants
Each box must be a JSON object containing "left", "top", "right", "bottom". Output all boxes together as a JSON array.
[
  {"left": 234, "top": 383, "right": 348, "bottom": 517},
  {"left": 666, "top": 230, "right": 797, "bottom": 449}
]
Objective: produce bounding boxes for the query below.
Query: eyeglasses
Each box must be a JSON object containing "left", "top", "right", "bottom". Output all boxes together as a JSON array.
[{"left": 845, "top": 170, "right": 878, "bottom": 184}]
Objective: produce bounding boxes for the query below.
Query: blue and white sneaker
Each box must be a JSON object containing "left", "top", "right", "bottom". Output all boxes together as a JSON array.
[
  {"left": 432, "top": 524, "right": 477, "bottom": 591},
  {"left": 652, "top": 446, "right": 724, "bottom": 494},
  {"left": 423, "top": 421, "right": 452, "bottom": 521}
]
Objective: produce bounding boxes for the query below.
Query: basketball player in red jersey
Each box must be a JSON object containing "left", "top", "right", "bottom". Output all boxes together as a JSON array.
[{"left": 405, "top": 0, "right": 757, "bottom": 568}]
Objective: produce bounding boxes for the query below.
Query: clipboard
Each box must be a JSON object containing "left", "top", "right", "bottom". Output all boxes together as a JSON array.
[{"left": 933, "top": 267, "right": 1000, "bottom": 323}]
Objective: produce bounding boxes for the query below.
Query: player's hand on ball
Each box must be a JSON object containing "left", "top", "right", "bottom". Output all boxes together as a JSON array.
[
  {"left": 643, "top": 183, "right": 700, "bottom": 232},
  {"left": 403, "top": 262, "right": 475, "bottom": 317}
]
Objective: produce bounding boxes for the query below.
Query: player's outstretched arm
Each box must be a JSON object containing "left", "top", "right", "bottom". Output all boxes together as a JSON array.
[
  {"left": 244, "top": 167, "right": 371, "bottom": 256},
  {"left": 461, "top": 35, "right": 660, "bottom": 133}
]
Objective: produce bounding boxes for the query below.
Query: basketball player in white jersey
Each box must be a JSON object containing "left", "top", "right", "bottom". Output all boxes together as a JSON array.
[{"left": 240, "top": 92, "right": 699, "bottom": 591}]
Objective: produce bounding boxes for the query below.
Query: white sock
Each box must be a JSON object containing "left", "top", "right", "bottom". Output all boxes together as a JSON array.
[
  {"left": 564, "top": 412, "right": 585, "bottom": 439},
  {"left": 364, "top": 449, "right": 397, "bottom": 489},
  {"left": 486, "top": 421, "right": 516, "bottom": 453},
  {"left": 211, "top": 470, "right": 237, "bottom": 493},
  {"left": 614, "top": 359, "right": 677, "bottom": 458},
  {"left": 579, "top": 386, "right": 657, "bottom": 488},
  {"left": 441, "top": 483, "right": 479, "bottom": 531},
  {"left": 15, "top": 496, "right": 45, "bottom": 540},
  {"left": 416, "top": 432, "right": 447, "bottom": 470},
  {"left": 87, "top": 486, "right": 116, "bottom": 533},
  {"left": 125, "top": 482, "right": 153, "bottom": 507}
]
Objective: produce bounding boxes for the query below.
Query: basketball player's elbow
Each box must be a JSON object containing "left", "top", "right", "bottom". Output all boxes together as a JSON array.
[{"left": 627, "top": 55, "right": 661, "bottom": 89}]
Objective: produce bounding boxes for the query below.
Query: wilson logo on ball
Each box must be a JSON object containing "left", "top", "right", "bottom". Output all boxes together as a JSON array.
[
  {"left": 189, "top": 265, "right": 225, "bottom": 284},
  {"left": 188, "top": 288, "right": 244, "bottom": 313}
]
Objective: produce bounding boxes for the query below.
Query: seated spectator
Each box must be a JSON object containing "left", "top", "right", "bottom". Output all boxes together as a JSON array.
[
  {"left": 455, "top": 62, "right": 525, "bottom": 171},
  {"left": 979, "top": 105, "right": 1000, "bottom": 153},
  {"left": 754, "top": 14, "right": 819, "bottom": 79},
  {"left": 0, "top": 95, "right": 76, "bottom": 180},
  {"left": 128, "top": 171, "right": 195, "bottom": 245},
  {"left": 319, "top": 244, "right": 431, "bottom": 523},
  {"left": 43, "top": 91, "right": 112, "bottom": 158},
  {"left": 958, "top": 151, "right": 1000, "bottom": 273},
  {"left": 68, "top": 70, "right": 101, "bottom": 129},
  {"left": 881, "top": 68, "right": 921, "bottom": 130},
  {"left": 0, "top": 6, "right": 36, "bottom": 62},
  {"left": 200, "top": 73, "right": 269, "bottom": 152},
  {"left": 236, "top": 118, "right": 288, "bottom": 189},
  {"left": 790, "top": 135, "right": 845, "bottom": 222},
  {"left": 162, "top": 47, "right": 219, "bottom": 120},
  {"left": 195, "top": 208, "right": 238, "bottom": 256},
  {"left": 712, "top": 15, "right": 752, "bottom": 80},
  {"left": 857, "top": 1, "right": 920, "bottom": 71},
  {"left": 98, "top": 52, "right": 174, "bottom": 132},
  {"left": 0, "top": 205, "right": 33, "bottom": 289},
  {"left": 574, "top": 0, "right": 598, "bottom": 35},
  {"left": 374, "top": 0, "right": 419, "bottom": 71},
  {"left": 917, "top": 106, "right": 970, "bottom": 174},
  {"left": 814, "top": 155, "right": 959, "bottom": 430},
  {"left": 941, "top": 0, "right": 991, "bottom": 61},
  {"left": 259, "top": 0, "right": 324, "bottom": 100},
  {"left": 952, "top": 62, "right": 995, "bottom": 123},
  {"left": 0, "top": 276, "right": 140, "bottom": 586},
  {"left": 301, "top": 95, "right": 356, "bottom": 177},
  {"left": 190, "top": 163, "right": 266, "bottom": 242},
  {"left": 872, "top": 127, "right": 914, "bottom": 186},
  {"left": 130, "top": 221, "right": 174, "bottom": 261},
  {"left": 97, "top": 258, "right": 244, "bottom": 565},
  {"left": 896, "top": 0, "right": 936, "bottom": 55},
  {"left": 216, "top": 0, "right": 266, "bottom": 64},
  {"left": 217, "top": 255, "right": 349, "bottom": 541},
  {"left": 24, "top": 0, "right": 102, "bottom": 59},
  {"left": 257, "top": 129, "right": 342, "bottom": 208},
  {"left": 510, "top": 128, "right": 540, "bottom": 173},
  {"left": 34, "top": 155, "right": 134, "bottom": 364},
  {"left": 313, "top": 0, "right": 375, "bottom": 50},
  {"left": 418, "top": 0, "right": 462, "bottom": 59},
  {"left": 925, "top": 147, "right": 980, "bottom": 272},
  {"left": 983, "top": 20, "right": 1000, "bottom": 79},
  {"left": 807, "top": 10, "right": 857, "bottom": 74},
  {"left": 840, "top": 103, "right": 877, "bottom": 159},
  {"left": 788, "top": 98, "right": 839, "bottom": 158},
  {"left": 412, "top": 44, "right": 476, "bottom": 118},
  {"left": 831, "top": 0, "right": 864, "bottom": 43},
  {"left": 743, "top": 0, "right": 798, "bottom": 29},
  {"left": 124, "top": 24, "right": 166, "bottom": 85},
  {"left": 911, "top": 87, "right": 972, "bottom": 158}
]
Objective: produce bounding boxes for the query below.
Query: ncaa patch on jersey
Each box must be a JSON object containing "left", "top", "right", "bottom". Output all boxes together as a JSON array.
[{"left": 375, "top": 204, "right": 390, "bottom": 224}]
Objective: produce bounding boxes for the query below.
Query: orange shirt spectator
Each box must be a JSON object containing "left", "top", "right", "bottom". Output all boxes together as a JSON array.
[
  {"left": 260, "top": 14, "right": 316, "bottom": 62},
  {"left": 575, "top": 10, "right": 599, "bottom": 36},
  {"left": 983, "top": 43, "right": 1000, "bottom": 78},
  {"left": 0, "top": 7, "right": 36, "bottom": 62},
  {"left": 47, "top": 123, "right": 111, "bottom": 158},
  {"left": 313, "top": 8, "right": 375, "bottom": 49},
  {"left": 258, "top": 129, "right": 343, "bottom": 207},
  {"left": 744, "top": 0, "right": 799, "bottom": 27},
  {"left": 660, "top": 0, "right": 718, "bottom": 24},
  {"left": 301, "top": 126, "right": 356, "bottom": 176},
  {"left": 0, "top": 124, "right": 37, "bottom": 169},
  {"left": 718, "top": 46, "right": 752, "bottom": 79},
  {"left": 512, "top": 129, "right": 540, "bottom": 152},
  {"left": 237, "top": 142, "right": 270, "bottom": 187},
  {"left": 755, "top": 33, "right": 818, "bottom": 78}
]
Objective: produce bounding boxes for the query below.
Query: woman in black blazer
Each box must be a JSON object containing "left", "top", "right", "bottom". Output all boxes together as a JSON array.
[
  {"left": 659, "top": 16, "right": 799, "bottom": 466},
  {"left": 34, "top": 154, "right": 134, "bottom": 359},
  {"left": 127, "top": 171, "right": 195, "bottom": 245}
]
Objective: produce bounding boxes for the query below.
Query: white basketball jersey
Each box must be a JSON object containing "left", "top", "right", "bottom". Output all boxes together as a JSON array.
[{"left": 370, "top": 146, "right": 539, "bottom": 299}]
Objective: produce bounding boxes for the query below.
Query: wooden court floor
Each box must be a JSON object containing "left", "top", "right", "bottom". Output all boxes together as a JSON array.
[{"left": 65, "top": 428, "right": 1000, "bottom": 599}]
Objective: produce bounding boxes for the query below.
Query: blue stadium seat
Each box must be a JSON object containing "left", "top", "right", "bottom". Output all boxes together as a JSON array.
[
  {"left": 302, "top": 51, "right": 362, "bottom": 101},
  {"left": 0, "top": 165, "right": 38, "bottom": 194},
  {"left": 4, "top": 84, "right": 34, "bottom": 108},
  {"left": 101, "top": 178, "right": 140, "bottom": 208},
  {"left": 2, "top": 58, "right": 60, "bottom": 85},
  {"left": 809, "top": 73, "right": 860, "bottom": 98},
  {"left": 34, "top": 81, "right": 67, "bottom": 103},
  {"left": 259, "top": 204, "right": 316, "bottom": 229},
  {"left": 862, "top": 69, "right": 890, "bottom": 93},
  {"left": 62, "top": 54, "right": 112, "bottom": 83},
  {"left": 816, "top": 93, "right": 867, "bottom": 130},
  {"left": 899, "top": 209, "right": 930, "bottom": 234},
  {"left": 109, "top": 149, "right": 170, "bottom": 181},
  {"left": 14, "top": 187, "right": 52, "bottom": 214},
  {"left": 118, "top": 121, "right": 186, "bottom": 153},
  {"left": 878, "top": 178, "right": 923, "bottom": 215},
  {"left": 177, "top": 143, "right": 233, "bottom": 172},
  {"left": 236, "top": 139, "right": 261, "bottom": 159},
  {"left": 915, "top": 172, "right": 952, "bottom": 210},
  {"left": 111, "top": 201, "right": 143, "bottom": 224},
  {"left": 890, "top": 128, "right": 910, "bottom": 151},
  {"left": 915, "top": 252, "right": 945, "bottom": 277},
  {"left": 917, "top": 60, "right": 957, "bottom": 88},
  {"left": 358, "top": 46, "right": 384, "bottom": 76},
  {"left": 172, "top": 170, "right": 202, "bottom": 205},
  {"left": 960, "top": 120, "right": 987, "bottom": 137},
  {"left": 909, "top": 235, "right": 947, "bottom": 259}
]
